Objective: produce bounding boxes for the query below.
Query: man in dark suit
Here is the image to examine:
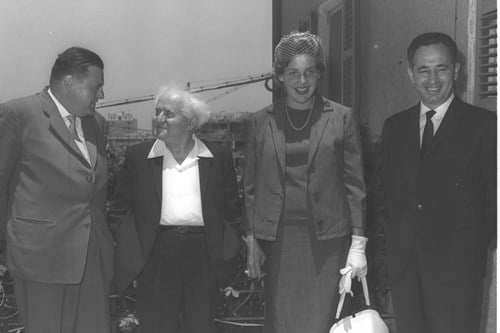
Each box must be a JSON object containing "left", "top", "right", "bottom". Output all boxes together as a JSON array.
[
  {"left": 381, "top": 32, "right": 496, "bottom": 333},
  {"left": 0, "top": 47, "right": 113, "bottom": 333},
  {"left": 108, "top": 85, "right": 241, "bottom": 333}
]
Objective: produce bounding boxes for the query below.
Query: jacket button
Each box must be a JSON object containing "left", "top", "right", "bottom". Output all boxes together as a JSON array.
[
  {"left": 84, "top": 223, "right": 91, "bottom": 229},
  {"left": 86, "top": 175, "right": 93, "bottom": 182},
  {"left": 417, "top": 204, "right": 423, "bottom": 211}
]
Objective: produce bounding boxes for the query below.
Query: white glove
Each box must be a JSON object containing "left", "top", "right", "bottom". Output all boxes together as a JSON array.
[
  {"left": 337, "top": 235, "right": 368, "bottom": 302},
  {"left": 344, "top": 235, "right": 368, "bottom": 278},
  {"left": 338, "top": 266, "right": 353, "bottom": 296}
]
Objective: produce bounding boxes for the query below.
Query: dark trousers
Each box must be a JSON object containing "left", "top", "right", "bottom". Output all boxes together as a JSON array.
[
  {"left": 136, "top": 227, "right": 221, "bottom": 333},
  {"left": 391, "top": 248, "right": 483, "bottom": 333},
  {"left": 13, "top": 226, "right": 111, "bottom": 333}
]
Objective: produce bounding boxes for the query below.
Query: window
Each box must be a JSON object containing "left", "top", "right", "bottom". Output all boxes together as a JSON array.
[{"left": 318, "top": 0, "right": 360, "bottom": 109}]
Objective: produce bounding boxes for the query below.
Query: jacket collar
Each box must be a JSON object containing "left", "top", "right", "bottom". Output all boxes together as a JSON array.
[
  {"left": 266, "top": 94, "right": 333, "bottom": 173},
  {"left": 150, "top": 138, "right": 213, "bottom": 207},
  {"left": 407, "top": 96, "right": 466, "bottom": 159},
  {"left": 41, "top": 87, "right": 94, "bottom": 168}
]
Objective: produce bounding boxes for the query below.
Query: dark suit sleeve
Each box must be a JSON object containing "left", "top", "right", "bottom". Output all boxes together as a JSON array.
[
  {"left": 220, "top": 146, "right": 242, "bottom": 222},
  {"left": 343, "top": 108, "right": 367, "bottom": 232},
  {"left": 479, "top": 111, "right": 497, "bottom": 242},
  {"left": 242, "top": 114, "right": 257, "bottom": 235},
  {"left": 0, "top": 103, "right": 22, "bottom": 241},
  {"left": 380, "top": 117, "right": 392, "bottom": 228},
  {"left": 108, "top": 147, "right": 146, "bottom": 293},
  {"left": 107, "top": 148, "right": 134, "bottom": 238}
]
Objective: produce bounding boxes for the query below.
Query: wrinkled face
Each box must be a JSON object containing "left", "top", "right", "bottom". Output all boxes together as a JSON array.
[
  {"left": 278, "top": 54, "right": 320, "bottom": 109},
  {"left": 67, "top": 66, "right": 104, "bottom": 117},
  {"left": 408, "top": 43, "right": 459, "bottom": 109},
  {"left": 153, "top": 96, "right": 193, "bottom": 141}
]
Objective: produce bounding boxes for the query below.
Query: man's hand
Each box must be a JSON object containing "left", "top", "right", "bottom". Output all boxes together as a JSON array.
[{"left": 243, "top": 234, "right": 266, "bottom": 278}]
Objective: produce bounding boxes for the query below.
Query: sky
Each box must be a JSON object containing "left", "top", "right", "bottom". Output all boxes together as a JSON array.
[{"left": 0, "top": 0, "right": 272, "bottom": 131}]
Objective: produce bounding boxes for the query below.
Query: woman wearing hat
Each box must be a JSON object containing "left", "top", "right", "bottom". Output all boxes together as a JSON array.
[{"left": 242, "top": 31, "right": 368, "bottom": 332}]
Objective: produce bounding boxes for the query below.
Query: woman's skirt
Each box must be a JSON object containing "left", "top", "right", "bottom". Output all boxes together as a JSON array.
[{"left": 261, "top": 218, "right": 349, "bottom": 333}]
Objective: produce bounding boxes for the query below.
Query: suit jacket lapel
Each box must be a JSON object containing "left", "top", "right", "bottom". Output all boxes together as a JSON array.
[
  {"left": 81, "top": 117, "right": 99, "bottom": 168},
  {"left": 307, "top": 98, "right": 329, "bottom": 169},
  {"left": 405, "top": 104, "right": 421, "bottom": 164},
  {"left": 42, "top": 88, "right": 90, "bottom": 167},
  {"left": 427, "top": 98, "right": 463, "bottom": 155},
  {"left": 150, "top": 156, "right": 163, "bottom": 204},
  {"left": 268, "top": 101, "right": 286, "bottom": 174},
  {"left": 198, "top": 157, "right": 210, "bottom": 201}
]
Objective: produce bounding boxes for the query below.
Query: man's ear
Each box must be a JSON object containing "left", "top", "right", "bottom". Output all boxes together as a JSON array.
[
  {"left": 407, "top": 67, "right": 415, "bottom": 85},
  {"left": 453, "top": 62, "right": 460, "bottom": 81},
  {"left": 62, "top": 75, "right": 73, "bottom": 91},
  {"left": 188, "top": 117, "right": 199, "bottom": 131}
]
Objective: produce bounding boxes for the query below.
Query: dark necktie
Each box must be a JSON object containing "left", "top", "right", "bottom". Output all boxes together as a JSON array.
[
  {"left": 421, "top": 110, "right": 436, "bottom": 156},
  {"left": 67, "top": 115, "right": 81, "bottom": 142}
]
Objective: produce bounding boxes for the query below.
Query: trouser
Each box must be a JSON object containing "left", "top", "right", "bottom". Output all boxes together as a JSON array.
[
  {"left": 14, "top": 226, "right": 111, "bottom": 333},
  {"left": 390, "top": 247, "right": 483, "bottom": 333},
  {"left": 136, "top": 226, "right": 225, "bottom": 333}
]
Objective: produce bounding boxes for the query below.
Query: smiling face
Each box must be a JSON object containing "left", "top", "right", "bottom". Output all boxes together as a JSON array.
[
  {"left": 278, "top": 54, "right": 320, "bottom": 110},
  {"left": 408, "top": 43, "right": 459, "bottom": 109},
  {"left": 67, "top": 66, "right": 104, "bottom": 117}
]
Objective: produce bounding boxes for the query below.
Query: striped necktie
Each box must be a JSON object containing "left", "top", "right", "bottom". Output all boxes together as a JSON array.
[{"left": 67, "top": 115, "right": 81, "bottom": 142}]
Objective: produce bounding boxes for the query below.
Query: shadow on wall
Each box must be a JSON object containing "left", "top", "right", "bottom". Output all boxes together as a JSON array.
[{"left": 454, "top": 49, "right": 467, "bottom": 98}]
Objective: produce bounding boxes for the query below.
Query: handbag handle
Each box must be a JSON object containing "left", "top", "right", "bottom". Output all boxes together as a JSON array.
[{"left": 335, "top": 276, "right": 370, "bottom": 319}]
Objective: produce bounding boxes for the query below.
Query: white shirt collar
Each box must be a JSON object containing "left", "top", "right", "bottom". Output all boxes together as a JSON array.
[
  {"left": 47, "top": 88, "right": 72, "bottom": 119},
  {"left": 147, "top": 135, "right": 214, "bottom": 160},
  {"left": 419, "top": 93, "right": 455, "bottom": 120}
]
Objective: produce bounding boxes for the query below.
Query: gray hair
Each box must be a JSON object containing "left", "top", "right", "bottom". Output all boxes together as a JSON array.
[{"left": 154, "top": 84, "right": 211, "bottom": 129}]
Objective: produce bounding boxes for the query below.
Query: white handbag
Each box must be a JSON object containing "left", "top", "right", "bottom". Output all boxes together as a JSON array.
[{"left": 329, "top": 276, "right": 389, "bottom": 333}]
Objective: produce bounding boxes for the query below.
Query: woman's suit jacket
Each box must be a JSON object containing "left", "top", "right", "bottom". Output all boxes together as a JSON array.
[{"left": 243, "top": 96, "right": 366, "bottom": 241}]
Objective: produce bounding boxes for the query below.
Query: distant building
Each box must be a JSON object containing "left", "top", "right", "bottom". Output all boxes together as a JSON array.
[
  {"left": 106, "top": 110, "right": 251, "bottom": 157},
  {"left": 197, "top": 111, "right": 251, "bottom": 153},
  {"left": 107, "top": 111, "right": 154, "bottom": 147},
  {"left": 107, "top": 111, "right": 138, "bottom": 136}
]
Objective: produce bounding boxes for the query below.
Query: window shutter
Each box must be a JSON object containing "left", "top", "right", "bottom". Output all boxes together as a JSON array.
[
  {"left": 476, "top": 0, "right": 497, "bottom": 110},
  {"left": 318, "top": 0, "right": 360, "bottom": 109}
]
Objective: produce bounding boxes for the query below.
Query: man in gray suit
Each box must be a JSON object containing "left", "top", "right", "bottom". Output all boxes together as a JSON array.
[{"left": 0, "top": 47, "right": 113, "bottom": 333}]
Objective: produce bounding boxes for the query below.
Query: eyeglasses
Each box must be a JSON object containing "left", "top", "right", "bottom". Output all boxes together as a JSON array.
[{"left": 283, "top": 68, "right": 320, "bottom": 81}]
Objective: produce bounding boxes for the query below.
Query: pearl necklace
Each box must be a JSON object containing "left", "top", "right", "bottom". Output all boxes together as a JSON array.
[{"left": 285, "top": 98, "right": 315, "bottom": 131}]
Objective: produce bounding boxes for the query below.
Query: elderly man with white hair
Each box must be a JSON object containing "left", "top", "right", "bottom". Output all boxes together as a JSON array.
[{"left": 108, "top": 84, "right": 242, "bottom": 333}]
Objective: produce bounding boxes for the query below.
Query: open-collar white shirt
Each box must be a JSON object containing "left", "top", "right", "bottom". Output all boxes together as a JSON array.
[
  {"left": 148, "top": 135, "right": 213, "bottom": 226},
  {"left": 47, "top": 88, "right": 90, "bottom": 163},
  {"left": 419, "top": 94, "right": 455, "bottom": 146}
]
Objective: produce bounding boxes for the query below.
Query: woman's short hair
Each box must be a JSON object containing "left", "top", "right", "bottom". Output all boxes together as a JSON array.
[
  {"left": 273, "top": 31, "right": 326, "bottom": 76},
  {"left": 154, "top": 84, "right": 211, "bottom": 129}
]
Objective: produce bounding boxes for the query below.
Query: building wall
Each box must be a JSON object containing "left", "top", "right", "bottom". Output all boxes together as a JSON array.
[
  {"left": 277, "top": 0, "right": 475, "bottom": 143},
  {"left": 359, "top": 0, "right": 471, "bottom": 142},
  {"left": 280, "top": 0, "right": 325, "bottom": 35}
]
